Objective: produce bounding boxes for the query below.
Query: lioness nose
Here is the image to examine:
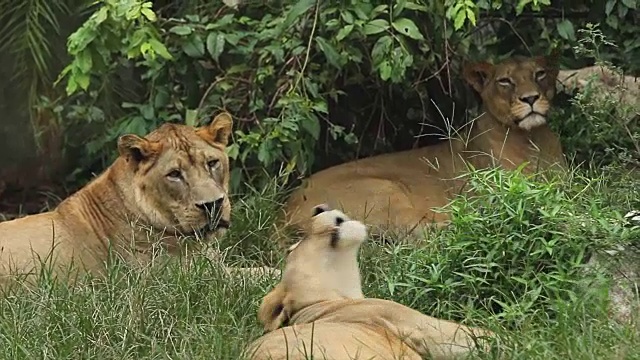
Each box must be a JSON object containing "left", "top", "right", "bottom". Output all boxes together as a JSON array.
[
  {"left": 196, "top": 197, "right": 224, "bottom": 219},
  {"left": 520, "top": 94, "right": 540, "bottom": 106}
]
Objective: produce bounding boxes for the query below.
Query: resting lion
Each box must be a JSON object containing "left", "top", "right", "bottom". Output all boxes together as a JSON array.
[
  {"left": 284, "top": 52, "right": 567, "bottom": 233},
  {"left": 0, "top": 112, "right": 263, "bottom": 284},
  {"left": 244, "top": 204, "right": 494, "bottom": 360}
]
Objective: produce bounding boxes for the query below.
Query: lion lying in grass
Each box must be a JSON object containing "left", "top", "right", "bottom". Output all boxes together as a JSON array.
[
  {"left": 284, "top": 52, "right": 567, "bottom": 234},
  {"left": 558, "top": 64, "right": 640, "bottom": 106},
  {"left": 0, "top": 112, "right": 274, "bottom": 285},
  {"left": 245, "top": 204, "right": 494, "bottom": 360}
]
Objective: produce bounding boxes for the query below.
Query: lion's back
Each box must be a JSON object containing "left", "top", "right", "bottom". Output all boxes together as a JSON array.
[{"left": 0, "top": 211, "right": 82, "bottom": 279}]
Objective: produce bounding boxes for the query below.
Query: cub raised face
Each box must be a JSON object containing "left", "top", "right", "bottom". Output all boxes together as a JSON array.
[
  {"left": 117, "top": 112, "right": 233, "bottom": 237},
  {"left": 464, "top": 53, "right": 560, "bottom": 131},
  {"left": 258, "top": 204, "right": 368, "bottom": 331}
]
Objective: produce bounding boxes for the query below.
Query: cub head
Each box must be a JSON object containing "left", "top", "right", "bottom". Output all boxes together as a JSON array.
[
  {"left": 115, "top": 112, "right": 233, "bottom": 239},
  {"left": 257, "top": 204, "right": 368, "bottom": 332},
  {"left": 463, "top": 52, "right": 560, "bottom": 131}
]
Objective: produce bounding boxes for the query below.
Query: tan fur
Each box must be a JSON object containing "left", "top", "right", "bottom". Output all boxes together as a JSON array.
[
  {"left": 0, "top": 112, "right": 236, "bottom": 285},
  {"left": 245, "top": 205, "right": 494, "bottom": 360},
  {"left": 558, "top": 65, "right": 640, "bottom": 109},
  {"left": 285, "top": 53, "right": 567, "bottom": 233}
]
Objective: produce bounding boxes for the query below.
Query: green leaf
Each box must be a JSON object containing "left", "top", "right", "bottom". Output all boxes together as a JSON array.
[
  {"left": 141, "top": 8, "right": 156, "bottom": 21},
  {"left": 258, "top": 141, "right": 272, "bottom": 165},
  {"left": 391, "top": 18, "right": 424, "bottom": 40},
  {"left": 148, "top": 38, "right": 173, "bottom": 60},
  {"left": 154, "top": 89, "right": 170, "bottom": 108},
  {"left": 465, "top": 8, "right": 477, "bottom": 26},
  {"left": 279, "top": 0, "right": 316, "bottom": 33},
  {"left": 315, "top": 37, "right": 342, "bottom": 69},
  {"left": 340, "top": 11, "right": 355, "bottom": 24},
  {"left": 169, "top": 25, "right": 193, "bottom": 36},
  {"left": 300, "top": 116, "right": 320, "bottom": 140},
  {"left": 515, "top": 0, "right": 531, "bottom": 14},
  {"left": 336, "top": 24, "right": 354, "bottom": 41},
  {"left": 379, "top": 60, "right": 392, "bottom": 81},
  {"left": 76, "top": 73, "right": 90, "bottom": 90},
  {"left": 66, "top": 76, "right": 78, "bottom": 95},
  {"left": 618, "top": 4, "right": 629, "bottom": 16},
  {"left": 182, "top": 34, "right": 205, "bottom": 57},
  {"left": 556, "top": 20, "right": 575, "bottom": 41},
  {"left": 185, "top": 109, "right": 198, "bottom": 126},
  {"left": 621, "top": 0, "right": 636, "bottom": 8},
  {"left": 77, "top": 51, "right": 92, "bottom": 73},
  {"left": 371, "top": 4, "right": 389, "bottom": 17},
  {"left": 405, "top": 2, "right": 428, "bottom": 11},
  {"left": 226, "top": 143, "right": 240, "bottom": 160},
  {"left": 392, "top": 0, "right": 406, "bottom": 18},
  {"left": 605, "top": 0, "right": 616, "bottom": 15},
  {"left": 206, "top": 32, "right": 226, "bottom": 62},
  {"left": 371, "top": 35, "right": 393, "bottom": 64},
  {"left": 605, "top": 15, "right": 619, "bottom": 29},
  {"left": 352, "top": 4, "right": 371, "bottom": 20},
  {"left": 363, "top": 19, "right": 389, "bottom": 35},
  {"left": 94, "top": 7, "right": 108, "bottom": 25},
  {"left": 454, "top": 9, "right": 466, "bottom": 30}
]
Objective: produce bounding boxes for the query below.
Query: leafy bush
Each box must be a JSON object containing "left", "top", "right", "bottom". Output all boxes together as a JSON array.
[
  {"left": 362, "top": 167, "right": 638, "bottom": 327},
  {"left": 42, "top": 0, "right": 640, "bottom": 191},
  {"left": 550, "top": 24, "right": 640, "bottom": 169}
]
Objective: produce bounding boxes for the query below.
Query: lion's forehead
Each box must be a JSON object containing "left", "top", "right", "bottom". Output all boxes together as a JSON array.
[
  {"left": 147, "top": 123, "right": 217, "bottom": 146},
  {"left": 156, "top": 148, "right": 228, "bottom": 173},
  {"left": 495, "top": 61, "right": 540, "bottom": 80},
  {"left": 148, "top": 124, "right": 225, "bottom": 159}
]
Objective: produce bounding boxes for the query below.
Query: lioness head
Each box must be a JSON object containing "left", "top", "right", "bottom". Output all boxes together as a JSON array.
[
  {"left": 115, "top": 112, "right": 233, "bottom": 238},
  {"left": 258, "top": 204, "right": 368, "bottom": 332},
  {"left": 463, "top": 52, "right": 559, "bottom": 131}
]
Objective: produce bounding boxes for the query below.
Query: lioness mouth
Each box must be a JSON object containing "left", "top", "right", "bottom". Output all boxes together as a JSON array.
[
  {"left": 207, "top": 218, "right": 230, "bottom": 232},
  {"left": 194, "top": 218, "right": 230, "bottom": 238},
  {"left": 514, "top": 112, "right": 545, "bottom": 125}
]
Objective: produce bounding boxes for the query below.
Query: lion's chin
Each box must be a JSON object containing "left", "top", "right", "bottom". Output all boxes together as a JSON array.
[
  {"left": 516, "top": 113, "right": 547, "bottom": 131},
  {"left": 192, "top": 218, "right": 230, "bottom": 239}
]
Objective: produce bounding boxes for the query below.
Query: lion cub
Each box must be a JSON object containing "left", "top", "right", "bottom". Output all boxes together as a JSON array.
[{"left": 245, "top": 204, "right": 494, "bottom": 360}]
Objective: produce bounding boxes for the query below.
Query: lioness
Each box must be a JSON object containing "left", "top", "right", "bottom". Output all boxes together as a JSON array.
[
  {"left": 245, "top": 204, "right": 494, "bottom": 360},
  {"left": 285, "top": 52, "right": 566, "bottom": 233},
  {"left": 0, "top": 112, "right": 237, "bottom": 284},
  {"left": 558, "top": 65, "right": 640, "bottom": 110}
]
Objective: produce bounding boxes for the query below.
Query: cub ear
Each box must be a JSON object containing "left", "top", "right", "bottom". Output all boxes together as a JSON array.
[
  {"left": 117, "top": 134, "right": 160, "bottom": 163},
  {"left": 197, "top": 111, "right": 234, "bottom": 146},
  {"left": 257, "top": 283, "right": 290, "bottom": 333},
  {"left": 312, "top": 204, "right": 331, "bottom": 217},
  {"left": 463, "top": 61, "right": 495, "bottom": 93}
]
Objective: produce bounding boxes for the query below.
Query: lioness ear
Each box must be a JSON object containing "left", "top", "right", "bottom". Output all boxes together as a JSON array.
[
  {"left": 535, "top": 48, "right": 560, "bottom": 82},
  {"left": 463, "top": 62, "right": 495, "bottom": 93},
  {"left": 257, "top": 283, "right": 289, "bottom": 332},
  {"left": 197, "top": 112, "right": 234, "bottom": 146},
  {"left": 117, "top": 134, "right": 159, "bottom": 163}
]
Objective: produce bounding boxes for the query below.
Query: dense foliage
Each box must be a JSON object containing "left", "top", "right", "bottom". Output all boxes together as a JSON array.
[{"left": 19, "top": 0, "right": 634, "bottom": 190}]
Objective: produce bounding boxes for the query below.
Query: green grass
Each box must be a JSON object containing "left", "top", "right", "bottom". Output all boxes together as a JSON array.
[{"left": 0, "top": 166, "right": 638, "bottom": 360}]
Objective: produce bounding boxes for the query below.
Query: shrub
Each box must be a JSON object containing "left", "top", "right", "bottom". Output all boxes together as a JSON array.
[
  {"left": 362, "top": 166, "right": 638, "bottom": 328},
  {"left": 550, "top": 24, "right": 640, "bottom": 170},
  {"left": 44, "top": 0, "right": 640, "bottom": 191}
]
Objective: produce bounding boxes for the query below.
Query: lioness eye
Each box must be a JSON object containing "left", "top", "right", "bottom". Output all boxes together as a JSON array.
[
  {"left": 207, "top": 159, "right": 219, "bottom": 170},
  {"left": 535, "top": 70, "right": 546, "bottom": 81},
  {"left": 167, "top": 170, "right": 182, "bottom": 180},
  {"left": 497, "top": 77, "right": 512, "bottom": 86}
]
